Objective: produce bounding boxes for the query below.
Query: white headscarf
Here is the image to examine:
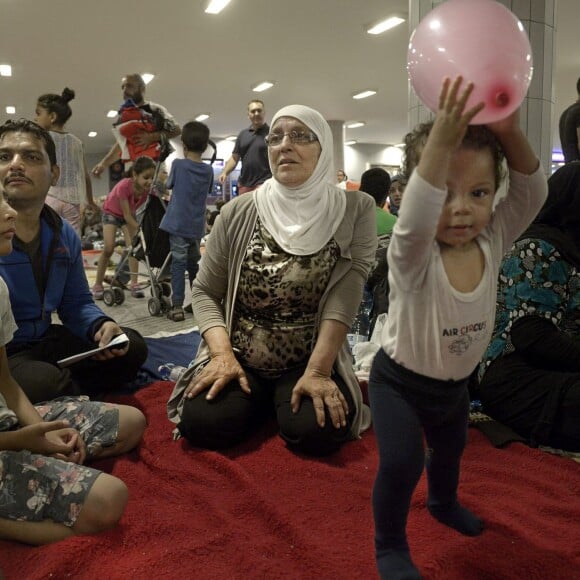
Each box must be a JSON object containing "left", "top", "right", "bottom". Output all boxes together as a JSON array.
[{"left": 254, "top": 104, "right": 347, "bottom": 256}]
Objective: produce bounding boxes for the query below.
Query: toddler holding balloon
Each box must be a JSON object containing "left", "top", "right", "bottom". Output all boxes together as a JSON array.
[{"left": 368, "top": 76, "right": 548, "bottom": 579}]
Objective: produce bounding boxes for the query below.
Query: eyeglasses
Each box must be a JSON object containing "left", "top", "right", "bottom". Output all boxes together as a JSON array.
[{"left": 265, "top": 130, "right": 319, "bottom": 147}]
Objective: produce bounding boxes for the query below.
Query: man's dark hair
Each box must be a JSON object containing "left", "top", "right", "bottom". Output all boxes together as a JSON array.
[
  {"left": 577, "top": 76, "right": 580, "bottom": 95},
  {"left": 124, "top": 73, "right": 146, "bottom": 91},
  {"left": 359, "top": 168, "right": 391, "bottom": 207},
  {"left": 248, "top": 99, "right": 264, "bottom": 109},
  {"left": 0, "top": 119, "right": 57, "bottom": 166},
  {"left": 181, "top": 121, "right": 210, "bottom": 153},
  {"left": 37, "top": 88, "right": 75, "bottom": 126}
]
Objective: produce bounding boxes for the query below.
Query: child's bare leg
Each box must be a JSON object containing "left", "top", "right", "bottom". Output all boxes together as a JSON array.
[
  {"left": 0, "top": 473, "right": 127, "bottom": 545},
  {"left": 0, "top": 517, "right": 74, "bottom": 546},
  {"left": 92, "top": 404, "right": 146, "bottom": 459},
  {"left": 71, "top": 473, "right": 128, "bottom": 536},
  {"left": 94, "top": 224, "right": 118, "bottom": 286}
]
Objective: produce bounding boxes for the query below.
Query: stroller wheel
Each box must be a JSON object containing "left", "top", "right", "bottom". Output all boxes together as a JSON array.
[
  {"left": 161, "top": 281, "right": 172, "bottom": 297},
  {"left": 103, "top": 288, "right": 116, "bottom": 307},
  {"left": 113, "top": 287, "right": 125, "bottom": 305},
  {"left": 148, "top": 297, "right": 162, "bottom": 316},
  {"left": 152, "top": 283, "right": 163, "bottom": 300}
]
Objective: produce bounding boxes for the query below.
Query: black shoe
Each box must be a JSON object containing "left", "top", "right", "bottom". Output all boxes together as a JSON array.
[{"left": 184, "top": 303, "right": 193, "bottom": 314}]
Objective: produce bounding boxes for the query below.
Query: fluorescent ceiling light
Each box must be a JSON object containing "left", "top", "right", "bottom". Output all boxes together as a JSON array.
[
  {"left": 225, "top": 135, "right": 237, "bottom": 141},
  {"left": 252, "top": 81, "right": 274, "bottom": 92},
  {"left": 5, "top": 106, "right": 15, "bottom": 114},
  {"left": 141, "top": 73, "right": 155, "bottom": 85},
  {"left": 88, "top": 131, "right": 97, "bottom": 137},
  {"left": 204, "top": 0, "right": 231, "bottom": 14},
  {"left": 0, "top": 65, "right": 12, "bottom": 77},
  {"left": 344, "top": 140, "right": 357, "bottom": 146},
  {"left": 367, "top": 16, "right": 405, "bottom": 35},
  {"left": 195, "top": 113, "right": 210, "bottom": 121},
  {"left": 345, "top": 122, "right": 365, "bottom": 129},
  {"left": 353, "top": 90, "right": 377, "bottom": 100},
  {"left": 107, "top": 110, "right": 118, "bottom": 118}
]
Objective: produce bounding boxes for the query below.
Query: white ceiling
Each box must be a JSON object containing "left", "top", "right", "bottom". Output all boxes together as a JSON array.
[{"left": 0, "top": 0, "right": 578, "bottom": 156}]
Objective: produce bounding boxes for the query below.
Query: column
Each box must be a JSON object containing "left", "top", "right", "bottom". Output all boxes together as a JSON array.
[
  {"left": 327, "top": 120, "right": 345, "bottom": 176},
  {"left": 408, "top": 0, "right": 556, "bottom": 172}
]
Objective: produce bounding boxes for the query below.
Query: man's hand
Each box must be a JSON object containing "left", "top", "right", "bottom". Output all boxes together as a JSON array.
[
  {"left": 217, "top": 172, "right": 227, "bottom": 185},
  {"left": 91, "top": 163, "right": 106, "bottom": 178},
  {"left": 92, "top": 321, "right": 128, "bottom": 360}
]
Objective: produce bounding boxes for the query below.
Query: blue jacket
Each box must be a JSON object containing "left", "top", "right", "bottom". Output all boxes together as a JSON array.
[{"left": 0, "top": 205, "right": 111, "bottom": 349}]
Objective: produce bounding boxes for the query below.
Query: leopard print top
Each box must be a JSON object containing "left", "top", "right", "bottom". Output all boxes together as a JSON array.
[{"left": 231, "top": 219, "right": 340, "bottom": 378}]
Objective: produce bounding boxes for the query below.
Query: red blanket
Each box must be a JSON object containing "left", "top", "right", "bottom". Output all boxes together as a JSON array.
[{"left": 2, "top": 381, "right": 579, "bottom": 579}]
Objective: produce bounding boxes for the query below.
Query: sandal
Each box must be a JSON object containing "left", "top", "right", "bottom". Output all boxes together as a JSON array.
[
  {"left": 167, "top": 306, "right": 185, "bottom": 322},
  {"left": 130, "top": 284, "right": 145, "bottom": 299}
]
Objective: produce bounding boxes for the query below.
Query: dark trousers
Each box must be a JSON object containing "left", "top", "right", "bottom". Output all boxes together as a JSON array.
[
  {"left": 481, "top": 351, "right": 580, "bottom": 451},
  {"left": 368, "top": 349, "right": 470, "bottom": 553},
  {"left": 179, "top": 364, "right": 355, "bottom": 456},
  {"left": 8, "top": 325, "right": 148, "bottom": 403}
]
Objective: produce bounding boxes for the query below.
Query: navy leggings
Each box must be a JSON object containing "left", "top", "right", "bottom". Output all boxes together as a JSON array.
[{"left": 368, "top": 348, "right": 470, "bottom": 553}]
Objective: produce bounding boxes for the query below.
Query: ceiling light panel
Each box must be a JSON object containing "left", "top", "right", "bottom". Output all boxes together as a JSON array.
[
  {"left": 345, "top": 122, "right": 365, "bottom": 129},
  {"left": 195, "top": 113, "right": 210, "bottom": 121},
  {"left": 204, "top": 0, "right": 232, "bottom": 14},
  {"left": 252, "top": 81, "right": 274, "bottom": 92},
  {"left": 353, "top": 90, "right": 377, "bottom": 100},
  {"left": 0, "top": 65, "right": 12, "bottom": 77},
  {"left": 366, "top": 16, "right": 405, "bottom": 35}
]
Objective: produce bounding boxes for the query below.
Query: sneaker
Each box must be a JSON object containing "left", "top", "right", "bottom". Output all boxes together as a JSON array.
[
  {"left": 167, "top": 306, "right": 185, "bottom": 322},
  {"left": 91, "top": 284, "right": 104, "bottom": 300},
  {"left": 130, "top": 284, "right": 145, "bottom": 299}
]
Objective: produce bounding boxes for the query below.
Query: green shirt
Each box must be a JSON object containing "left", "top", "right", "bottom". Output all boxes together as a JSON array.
[{"left": 375, "top": 207, "right": 397, "bottom": 236}]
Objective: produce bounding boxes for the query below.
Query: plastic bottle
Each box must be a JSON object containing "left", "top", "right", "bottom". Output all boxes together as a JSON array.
[
  {"left": 347, "top": 288, "right": 373, "bottom": 350},
  {"left": 158, "top": 363, "right": 187, "bottom": 382}
]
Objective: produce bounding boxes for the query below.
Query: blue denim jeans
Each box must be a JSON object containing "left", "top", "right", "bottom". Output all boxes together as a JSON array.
[{"left": 169, "top": 235, "right": 201, "bottom": 307}]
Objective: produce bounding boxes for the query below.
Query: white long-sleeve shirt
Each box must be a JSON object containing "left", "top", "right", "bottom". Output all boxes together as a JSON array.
[{"left": 381, "top": 166, "right": 548, "bottom": 381}]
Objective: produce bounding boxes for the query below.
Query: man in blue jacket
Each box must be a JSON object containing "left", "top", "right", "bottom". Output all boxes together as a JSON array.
[{"left": 0, "top": 119, "right": 147, "bottom": 403}]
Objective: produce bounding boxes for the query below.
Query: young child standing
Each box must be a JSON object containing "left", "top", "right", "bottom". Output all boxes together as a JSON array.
[
  {"left": 368, "top": 77, "right": 548, "bottom": 579},
  {"left": 92, "top": 156, "right": 156, "bottom": 299},
  {"left": 0, "top": 189, "right": 146, "bottom": 545},
  {"left": 35, "top": 88, "right": 96, "bottom": 235},
  {"left": 160, "top": 121, "right": 213, "bottom": 321}
]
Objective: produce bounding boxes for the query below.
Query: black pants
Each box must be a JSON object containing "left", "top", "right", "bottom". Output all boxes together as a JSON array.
[
  {"left": 369, "top": 349, "right": 470, "bottom": 554},
  {"left": 179, "top": 364, "right": 355, "bottom": 456},
  {"left": 480, "top": 351, "right": 580, "bottom": 451},
  {"left": 8, "top": 324, "right": 148, "bottom": 403}
]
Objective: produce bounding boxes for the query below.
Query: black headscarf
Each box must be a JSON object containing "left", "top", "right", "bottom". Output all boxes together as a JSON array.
[{"left": 518, "top": 161, "right": 580, "bottom": 268}]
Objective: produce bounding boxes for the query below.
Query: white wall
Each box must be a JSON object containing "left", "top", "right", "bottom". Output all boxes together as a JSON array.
[{"left": 343, "top": 143, "right": 404, "bottom": 182}]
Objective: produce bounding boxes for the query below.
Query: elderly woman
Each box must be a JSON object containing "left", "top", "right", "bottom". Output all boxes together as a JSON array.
[
  {"left": 477, "top": 162, "right": 580, "bottom": 451},
  {"left": 168, "top": 105, "right": 377, "bottom": 455}
]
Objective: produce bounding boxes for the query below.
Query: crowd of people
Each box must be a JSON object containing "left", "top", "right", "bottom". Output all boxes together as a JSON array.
[{"left": 0, "top": 71, "right": 578, "bottom": 580}]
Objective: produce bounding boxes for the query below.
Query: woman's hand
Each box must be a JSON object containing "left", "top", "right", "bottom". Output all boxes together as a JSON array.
[
  {"left": 45, "top": 427, "right": 87, "bottom": 464},
  {"left": 184, "top": 352, "right": 250, "bottom": 401},
  {"left": 291, "top": 369, "right": 349, "bottom": 429}
]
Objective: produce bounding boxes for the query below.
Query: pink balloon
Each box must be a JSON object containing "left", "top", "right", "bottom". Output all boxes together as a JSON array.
[{"left": 407, "top": 0, "right": 533, "bottom": 124}]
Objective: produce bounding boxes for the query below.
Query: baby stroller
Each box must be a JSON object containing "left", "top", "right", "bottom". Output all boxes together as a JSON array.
[{"left": 102, "top": 136, "right": 218, "bottom": 317}]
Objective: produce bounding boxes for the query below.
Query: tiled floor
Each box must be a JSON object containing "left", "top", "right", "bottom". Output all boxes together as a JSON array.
[{"left": 84, "top": 255, "right": 196, "bottom": 338}]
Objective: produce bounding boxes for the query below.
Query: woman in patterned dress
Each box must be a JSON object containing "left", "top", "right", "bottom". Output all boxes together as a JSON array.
[
  {"left": 168, "top": 105, "right": 377, "bottom": 455},
  {"left": 477, "top": 162, "right": 580, "bottom": 451}
]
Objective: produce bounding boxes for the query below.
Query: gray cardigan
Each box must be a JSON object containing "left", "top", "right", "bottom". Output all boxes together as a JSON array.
[{"left": 168, "top": 190, "right": 377, "bottom": 438}]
